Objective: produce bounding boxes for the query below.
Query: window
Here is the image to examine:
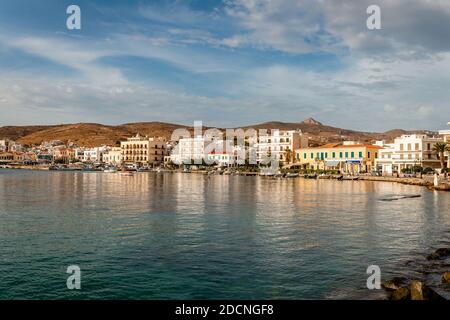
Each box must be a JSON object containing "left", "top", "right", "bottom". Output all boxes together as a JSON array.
[
  {"left": 360, "top": 152, "right": 363, "bottom": 158},
  {"left": 400, "top": 144, "right": 404, "bottom": 151},
  {"left": 351, "top": 152, "right": 354, "bottom": 158},
  {"left": 345, "top": 152, "right": 348, "bottom": 158},
  {"left": 427, "top": 143, "right": 431, "bottom": 151},
  {"left": 332, "top": 152, "right": 336, "bottom": 158},
  {"left": 340, "top": 152, "right": 343, "bottom": 158},
  {"left": 311, "top": 153, "right": 314, "bottom": 159},
  {"left": 325, "top": 152, "right": 328, "bottom": 159},
  {"left": 303, "top": 153, "right": 307, "bottom": 159},
  {"left": 407, "top": 143, "right": 411, "bottom": 151},
  {"left": 415, "top": 143, "right": 419, "bottom": 151}
]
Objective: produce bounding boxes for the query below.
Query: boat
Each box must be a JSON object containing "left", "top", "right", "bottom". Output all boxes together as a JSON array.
[
  {"left": 285, "top": 173, "right": 299, "bottom": 178},
  {"left": 104, "top": 167, "right": 117, "bottom": 173},
  {"left": 119, "top": 171, "right": 135, "bottom": 176},
  {"left": 259, "top": 168, "right": 277, "bottom": 177}
]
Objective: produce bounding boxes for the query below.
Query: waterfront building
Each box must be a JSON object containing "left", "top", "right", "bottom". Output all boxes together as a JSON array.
[
  {"left": 102, "top": 147, "right": 122, "bottom": 165},
  {"left": 170, "top": 136, "right": 222, "bottom": 165},
  {"left": 0, "top": 139, "right": 23, "bottom": 152},
  {"left": 375, "top": 134, "right": 443, "bottom": 174},
  {"left": 36, "top": 153, "right": 53, "bottom": 164},
  {"left": 0, "top": 151, "right": 32, "bottom": 164},
  {"left": 0, "top": 139, "right": 8, "bottom": 152},
  {"left": 438, "top": 121, "right": 450, "bottom": 168},
  {"left": 206, "top": 152, "right": 237, "bottom": 167},
  {"left": 81, "top": 147, "right": 107, "bottom": 163},
  {"left": 121, "top": 134, "right": 167, "bottom": 166},
  {"left": 255, "top": 129, "right": 308, "bottom": 165},
  {"left": 53, "top": 147, "right": 76, "bottom": 163},
  {"left": 295, "top": 142, "right": 382, "bottom": 173},
  {"left": 0, "top": 152, "right": 14, "bottom": 163}
]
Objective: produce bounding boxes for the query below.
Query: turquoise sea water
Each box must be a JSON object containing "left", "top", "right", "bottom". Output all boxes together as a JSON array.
[{"left": 0, "top": 169, "right": 449, "bottom": 299}]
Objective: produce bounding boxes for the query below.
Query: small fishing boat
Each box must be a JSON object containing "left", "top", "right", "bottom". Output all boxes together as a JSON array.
[
  {"left": 119, "top": 171, "right": 135, "bottom": 176},
  {"left": 285, "top": 173, "right": 299, "bottom": 178},
  {"left": 104, "top": 167, "right": 117, "bottom": 173},
  {"left": 119, "top": 168, "right": 135, "bottom": 176}
]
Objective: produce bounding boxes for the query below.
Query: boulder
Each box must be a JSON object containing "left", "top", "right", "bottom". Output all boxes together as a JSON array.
[
  {"left": 382, "top": 277, "right": 408, "bottom": 291},
  {"left": 423, "top": 286, "right": 446, "bottom": 300},
  {"left": 442, "top": 272, "right": 450, "bottom": 284},
  {"left": 410, "top": 281, "right": 425, "bottom": 300},
  {"left": 390, "top": 287, "right": 410, "bottom": 300},
  {"left": 426, "top": 248, "right": 450, "bottom": 260}
]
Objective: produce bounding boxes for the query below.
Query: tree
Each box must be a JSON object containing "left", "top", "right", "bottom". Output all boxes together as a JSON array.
[
  {"left": 432, "top": 142, "right": 450, "bottom": 176},
  {"left": 284, "top": 147, "right": 293, "bottom": 164}
]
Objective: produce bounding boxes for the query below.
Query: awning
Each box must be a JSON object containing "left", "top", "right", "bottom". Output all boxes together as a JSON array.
[
  {"left": 346, "top": 160, "right": 362, "bottom": 164},
  {"left": 325, "top": 160, "right": 340, "bottom": 167}
]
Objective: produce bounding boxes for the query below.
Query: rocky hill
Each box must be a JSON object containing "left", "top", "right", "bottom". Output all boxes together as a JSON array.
[{"left": 0, "top": 118, "right": 430, "bottom": 147}]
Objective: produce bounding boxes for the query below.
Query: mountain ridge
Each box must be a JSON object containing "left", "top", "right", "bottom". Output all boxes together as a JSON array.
[{"left": 0, "top": 118, "right": 430, "bottom": 147}]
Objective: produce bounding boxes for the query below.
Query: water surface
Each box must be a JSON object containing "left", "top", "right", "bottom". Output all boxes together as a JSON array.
[{"left": 0, "top": 169, "right": 449, "bottom": 299}]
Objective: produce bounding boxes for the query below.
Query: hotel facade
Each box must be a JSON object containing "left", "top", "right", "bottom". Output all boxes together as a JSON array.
[
  {"left": 375, "top": 134, "right": 443, "bottom": 174},
  {"left": 121, "top": 134, "right": 167, "bottom": 166},
  {"left": 295, "top": 142, "right": 382, "bottom": 173},
  {"left": 255, "top": 130, "right": 308, "bottom": 164}
]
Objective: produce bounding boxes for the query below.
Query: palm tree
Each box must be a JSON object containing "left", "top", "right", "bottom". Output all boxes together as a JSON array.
[
  {"left": 284, "top": 147, "right": 293, "bottom": 164},
  {"left": 432, "top": 142, "right": 450, "bottom": 176}
]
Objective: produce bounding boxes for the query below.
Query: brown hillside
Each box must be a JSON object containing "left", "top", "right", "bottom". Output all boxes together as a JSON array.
[{"left": 0, "top": 118, "right": 432, "bottom": 147}]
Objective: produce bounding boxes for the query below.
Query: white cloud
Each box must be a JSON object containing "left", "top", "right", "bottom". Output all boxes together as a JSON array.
[{"left": 223, "top": 0, "right": 450, "bottom": 56}]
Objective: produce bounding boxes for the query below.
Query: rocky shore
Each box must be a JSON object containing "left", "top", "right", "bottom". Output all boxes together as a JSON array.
[
  {"left": 358, "top": 175, "right": 450, "bottom": 191},
  {"left": 383, "top": 247, "right": 450, "bottom": 300}
]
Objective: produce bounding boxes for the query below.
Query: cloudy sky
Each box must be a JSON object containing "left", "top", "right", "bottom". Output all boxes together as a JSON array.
[{"left": 0, "top": 0, "right": 449, "bottom": 131}]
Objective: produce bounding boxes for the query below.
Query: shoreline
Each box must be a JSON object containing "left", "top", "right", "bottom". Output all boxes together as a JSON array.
[{"left": 1, "top": 165, "right": 449, "bottom": 191}]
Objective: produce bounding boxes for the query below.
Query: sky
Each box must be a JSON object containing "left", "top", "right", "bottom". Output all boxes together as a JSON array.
[{"left": 0, "top": 0, "right": 449, "bottom": 131}]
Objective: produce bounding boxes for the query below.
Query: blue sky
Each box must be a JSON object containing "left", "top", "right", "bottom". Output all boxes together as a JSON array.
[{"left": 0, "top": 0, "right": 450, "bottom": 131}]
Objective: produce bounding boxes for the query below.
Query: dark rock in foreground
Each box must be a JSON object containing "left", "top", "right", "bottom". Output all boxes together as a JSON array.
[
  {"left": 387, "top": 281, "right": 446, "bottom": 300},
  {"left": 382, "top": 277, "right": 408, "bottom": 291},
  {"left": 427, "top": 248, "right": 450, "bottom": 260},
  {"left": 391, "top": 287, "right": 410, "bottom": 300},
  {"left": 442, "top": 272, "right": 450, "bottom": 284},
  {"left": 410, "top": 281, "right": 424, "bottom": 300}
]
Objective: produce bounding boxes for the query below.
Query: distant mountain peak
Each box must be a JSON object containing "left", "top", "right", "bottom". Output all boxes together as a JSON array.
[{"left": 302, "top": 117, "right": 322, "bottom": 126}]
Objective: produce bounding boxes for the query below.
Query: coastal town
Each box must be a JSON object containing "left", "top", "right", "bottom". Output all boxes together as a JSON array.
[{"left": 1, "top": 120, "right": 449, "bottom": 184}]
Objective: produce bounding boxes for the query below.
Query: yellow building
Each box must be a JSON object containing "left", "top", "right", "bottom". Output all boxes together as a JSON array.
[
  {"left": 121, "top": 134, "right": 167, "bottom": 167},
  {"left": 295, "top": 143, "right": 382, "bottom": 174}
]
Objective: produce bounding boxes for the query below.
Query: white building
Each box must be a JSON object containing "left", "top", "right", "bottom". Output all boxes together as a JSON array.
[
  {"left": 0, "top": 139, "right": 8, "bottom": 152},
  {"left": 81, "top": 147, "right": 107, "bottom": 163},
  {"left": 0, "top": 139, "right": 23, "bottom": 152},
  {"left": 206, "top": 152, "right": 238, "bottom": 167},
  {"left": 439, "top": 121, "right": 450, "bottom": 168},
  {"left": 170, "top": 136, "right": 226, "bottom": 165},
  {"left": 375, "top": 134, "right": 443, "bottom": 174},
  {"left": 102, "top": 147, "right": 122, "bottom": 165},
  {"left": 255, "top": 129, "right": 308, "bottom": 164}
]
